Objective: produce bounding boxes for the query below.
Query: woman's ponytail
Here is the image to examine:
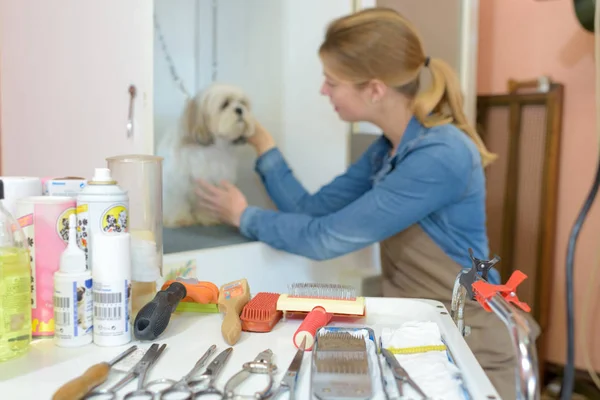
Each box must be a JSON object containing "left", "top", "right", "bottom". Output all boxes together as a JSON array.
[{"left": 411, "top": 57, "right": 498, "bottom": 167}]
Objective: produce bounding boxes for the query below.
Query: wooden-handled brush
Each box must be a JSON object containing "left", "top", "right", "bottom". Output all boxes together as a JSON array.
[{"left": 218, "top": 278, "right": 251, "bottom": 345}]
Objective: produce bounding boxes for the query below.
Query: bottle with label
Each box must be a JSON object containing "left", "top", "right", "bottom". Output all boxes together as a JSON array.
[
  {"left": 76, "top": 168, "right": 128, "bottom": 271},
  {"left": 0, "top": 179, "right": 32, "bottom": 362},
  {"left": 92, "top": 231, "right": 132, "bottom": 347},
  {"left": 53, "top": 213, "right": 93, "bottom": 347}
]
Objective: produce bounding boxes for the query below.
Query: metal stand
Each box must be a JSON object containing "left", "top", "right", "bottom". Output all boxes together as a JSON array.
[{"left": 451, "top": 249, "right": 540, "bottom": 400}]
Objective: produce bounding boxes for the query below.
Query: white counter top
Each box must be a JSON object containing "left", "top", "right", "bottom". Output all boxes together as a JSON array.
[{"left": 0, "top": 297, "right": 501, "bottom": 399}]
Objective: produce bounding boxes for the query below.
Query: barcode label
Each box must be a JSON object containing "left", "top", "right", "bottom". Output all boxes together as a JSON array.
[
  {"left": 94, "top": 306, "right": 122, "bottom": 320},
  {"left": 54, "top": 296, "right": 70, "bottom": 308},
  {"left": 55, "top": 311, "right": 71, "bottom": 326},
  {"left": 94, "top": 292, "right": 122, "bottom": 304}
]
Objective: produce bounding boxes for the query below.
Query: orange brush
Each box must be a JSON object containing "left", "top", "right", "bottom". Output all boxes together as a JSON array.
[
  {"left": 276, "top": 283, "right": 366, "bottom": 350},
  {"left": 240, "top": 292, "right": 282, "bottom": 332},
  {"left": 161, "top": 278, "right": 219, "bottom": 304}
]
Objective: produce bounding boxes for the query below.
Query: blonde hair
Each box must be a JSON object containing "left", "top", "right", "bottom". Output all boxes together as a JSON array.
[{"left": 319, "top": 7, "right": 497, "bottom": 166}]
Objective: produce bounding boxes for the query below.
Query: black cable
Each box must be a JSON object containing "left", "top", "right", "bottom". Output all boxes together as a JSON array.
[{"left": 561, "top": 155, "right": 600, "bottom": 399}]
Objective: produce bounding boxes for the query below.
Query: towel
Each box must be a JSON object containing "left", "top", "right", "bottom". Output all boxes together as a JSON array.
[{"left": 380, "top": 321, "right": 466, "bottom": 400}]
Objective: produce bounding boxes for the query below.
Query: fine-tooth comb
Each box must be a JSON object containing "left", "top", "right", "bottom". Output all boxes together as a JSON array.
[
  {"left": 317, "top": 332, "right": 367, "bottom": 351},
  {"left": 311, "top": 330, "right": 373, "bottom": 400}
]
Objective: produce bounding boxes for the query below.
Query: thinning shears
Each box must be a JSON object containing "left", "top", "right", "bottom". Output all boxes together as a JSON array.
[
  {"left": 141, "top": 344, "right": 232, "bottom": 399},
  {"left": 268, "top": 336, "right": 306, "bottom": 400},
  {"left": 381, "top": 347, "right": 428, "bottom": 400},
  {"left": 162, "top": 346, "right": 233, "bottom": 399}
]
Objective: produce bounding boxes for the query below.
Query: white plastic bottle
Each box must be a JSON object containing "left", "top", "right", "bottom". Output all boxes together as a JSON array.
[
  {"left": 53, "top": 214, "right": 93, "bottom": 347},
  {"left": 92, "top": 231, "right": 132, "bottom": 347},
  {"left": 76, "top": 168, "right": 128, "bottom": 271}
]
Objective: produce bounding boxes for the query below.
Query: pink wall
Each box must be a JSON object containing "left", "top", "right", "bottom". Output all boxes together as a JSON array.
[{"left": 478, "top": 0, "right": 600, "bottom": 370}]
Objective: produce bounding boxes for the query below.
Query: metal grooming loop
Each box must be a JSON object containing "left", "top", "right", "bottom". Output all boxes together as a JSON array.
[{"left": 450, "top": 249, "right": 540, "bottom": 400}]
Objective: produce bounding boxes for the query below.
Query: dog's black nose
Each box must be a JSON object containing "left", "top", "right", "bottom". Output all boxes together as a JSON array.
[{"left": 235, "top": 107, "right": 243, "bottom": 116}]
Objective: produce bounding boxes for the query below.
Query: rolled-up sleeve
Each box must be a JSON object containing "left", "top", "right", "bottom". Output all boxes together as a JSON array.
[{"left": 240, "top": 141, "right": 471, "bottom": 260}]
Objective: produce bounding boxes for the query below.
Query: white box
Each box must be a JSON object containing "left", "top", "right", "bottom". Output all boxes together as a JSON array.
[{"left": 45, "top": 177, "right": 87, "bottom": 197}]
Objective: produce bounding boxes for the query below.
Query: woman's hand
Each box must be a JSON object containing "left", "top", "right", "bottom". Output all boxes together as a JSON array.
[
  {"left": 196, "top": 180, "right": 248, "bottom": 227},
  {"left": 248, "top": 119, "right": 276, "bottom": 156}
]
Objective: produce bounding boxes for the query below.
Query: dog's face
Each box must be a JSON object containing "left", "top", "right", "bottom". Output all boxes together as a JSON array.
[
  {"left": 181, "top": 83, "right": 255, "bottom": 146},
  {"left": 76, "top": 287, "right": 85, "bottom": 303}
]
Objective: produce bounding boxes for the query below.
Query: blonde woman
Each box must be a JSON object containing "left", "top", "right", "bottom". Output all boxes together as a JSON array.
[{"left": 198, "top": 8, "right": 523, "bottom": 398}]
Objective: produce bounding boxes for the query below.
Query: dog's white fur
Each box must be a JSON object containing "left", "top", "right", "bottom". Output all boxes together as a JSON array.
[{"left": 157, "top": 83, "right": 255, "bottom": 227}]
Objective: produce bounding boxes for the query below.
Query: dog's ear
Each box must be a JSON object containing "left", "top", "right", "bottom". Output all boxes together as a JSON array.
[{"left": 181, "top": 97, "right": 214, "bottom": 146}]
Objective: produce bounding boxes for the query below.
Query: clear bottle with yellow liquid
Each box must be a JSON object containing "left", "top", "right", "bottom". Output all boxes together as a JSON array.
[{"left": 0, "top": 179, "right": 32, "bottom": 362}]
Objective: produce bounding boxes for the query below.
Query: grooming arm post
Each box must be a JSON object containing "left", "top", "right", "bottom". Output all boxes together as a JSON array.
[
  {"left": 452, "top": 249, "right": 539, "bottom": 400},
  {"left": 486, "top": 293, "right": 539, "bottom": 400},
  {"left": 450, "top": 271, "right": 468, "bottom": 336}
]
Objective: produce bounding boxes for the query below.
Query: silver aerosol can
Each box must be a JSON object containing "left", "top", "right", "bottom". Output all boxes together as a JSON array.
[{"left": 76, "top": 168, "right": 129, "bottom": 270}]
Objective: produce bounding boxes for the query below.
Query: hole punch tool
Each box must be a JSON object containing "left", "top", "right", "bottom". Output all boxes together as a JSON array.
[
  {"left": 84, "top": 343, "right": 167, "bottom": 400},
  {"left": 222, "top": 349, "right": 278, "bottom": 399},
  {"left": 269, "top": 336, "right": 307, "bottom": 400},
  {"left": 380, "top": 340, "right": 428, "bottom": 400}
]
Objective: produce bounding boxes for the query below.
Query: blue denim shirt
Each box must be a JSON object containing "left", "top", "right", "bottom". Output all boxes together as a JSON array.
[{"left": 240, "top": 117, "right": 500, "bottom": 283}]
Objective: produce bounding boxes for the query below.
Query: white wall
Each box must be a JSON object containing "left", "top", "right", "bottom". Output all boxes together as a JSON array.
[
  {"left": 156, "top": 0, "right": 382, "bottom": 289},
  {"left": 0, "top": 0, "right": 154, "bottom": 177},
  {"left": 154, "top": 0, "right": 358, "bottom": 203}
]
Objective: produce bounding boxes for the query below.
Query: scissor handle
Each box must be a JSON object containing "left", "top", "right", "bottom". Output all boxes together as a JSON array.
[
  {"left": 186, "top": 374, "right": 212, "bottom": 392},
  {"left": 82, "top": 389, "right": 118, "bottom": 400},
  {"left": 142, "top": 377, "right": 179, "bottom": 393},
  {"left": 193, "top": 387, "right": 223, "bottom": 398},
  {"left": 159, "top": 386, "right": 194, "bottom": 400},
  {"left": 123, "top": 389, "right": 155, "bottom": 400}
]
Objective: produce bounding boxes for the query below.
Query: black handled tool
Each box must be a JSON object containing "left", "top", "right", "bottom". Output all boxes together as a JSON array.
[{"left": 134, "top": 282, "right": 187, "bottom": 340}]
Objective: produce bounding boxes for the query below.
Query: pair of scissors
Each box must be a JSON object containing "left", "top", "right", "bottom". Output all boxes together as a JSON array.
[
  {"left": 268, "top": 337, "right": 306, "bottom": 400},
  {"left": 85, "top": 343, "right": 167, "bottom": 400},
  {"left": 143, "top": 344, "right": 217, "bottom": 396},
  {"left": 159, "top": 346, "right": 233, "bottom": 399},
  {"left": 381, "top": 347, "right": 428, "bottom": 400}
]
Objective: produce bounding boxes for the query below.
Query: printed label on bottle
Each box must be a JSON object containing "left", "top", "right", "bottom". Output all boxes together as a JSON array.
[
  {"left": 93, "top": 280, "right": 131, "bottom": 337},
  {"left": 56, "top": 208, "right": 77, "bottom": 244},
  {"left": 76, "top": 204, "right": 90, "bottom": 267},
  {"left": 54, "top": 278, "right": 93, "bottom": 340},
  {"left": 77, "top": 202, "right": 128, "bottom": 270},
  {"left": 17, "top": 213, "right": 36, "bottom": 309},
  {"left": 100, "top": 204, "right": 128, "bottom": 233}
]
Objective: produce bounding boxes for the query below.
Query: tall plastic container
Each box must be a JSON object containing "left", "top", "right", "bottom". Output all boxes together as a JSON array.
[
  {"left": 106, "top": 155, "right": 163, "bottom": 318},
  {"left": 0, "top": 179, "right": 32, "bottom": 362}
]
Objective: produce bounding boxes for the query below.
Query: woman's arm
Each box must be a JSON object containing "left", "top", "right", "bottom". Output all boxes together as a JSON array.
[
  {"left": 240, "top": 140, "right": 473, "bottom": 260},
  {"left": 247, "top": 121, "right": 380, "bottom": 216},
  {"left": 254, "top": 146, "right": 375, "bottom": 216}
]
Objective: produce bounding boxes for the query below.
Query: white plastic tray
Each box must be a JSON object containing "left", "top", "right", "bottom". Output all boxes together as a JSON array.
[{"left": 0, "top": 297, "right": 501, "bottom": 399}]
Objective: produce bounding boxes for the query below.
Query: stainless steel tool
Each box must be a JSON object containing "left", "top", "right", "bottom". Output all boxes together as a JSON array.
[
  {"left": 222, "top": 349, "right": 277, "bottom": 399},
  {"left": 269, "top": 337, "right": 306, "bottom": 400}
]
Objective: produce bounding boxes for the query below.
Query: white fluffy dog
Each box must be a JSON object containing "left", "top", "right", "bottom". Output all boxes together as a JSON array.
[{"left": 157, "top": 83, "right": 255, "bottom": 227}]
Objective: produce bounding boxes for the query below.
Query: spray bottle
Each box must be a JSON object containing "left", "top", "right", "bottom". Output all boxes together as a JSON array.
[
  {"left": 76, "top": 168, "right": 128, "bottom": 271},
  {"left": 53, "top": 214, "right": 93, "bottom": 347}
]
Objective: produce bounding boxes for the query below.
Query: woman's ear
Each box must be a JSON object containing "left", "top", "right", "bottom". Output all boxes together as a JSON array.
[{"left": 367, "top": 79, "right": 388, "bottom": 103}]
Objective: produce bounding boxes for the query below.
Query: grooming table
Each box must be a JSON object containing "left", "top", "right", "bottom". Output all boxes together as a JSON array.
[{"left": 0, "top": 297, "right": 501, "bottom": 399}]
